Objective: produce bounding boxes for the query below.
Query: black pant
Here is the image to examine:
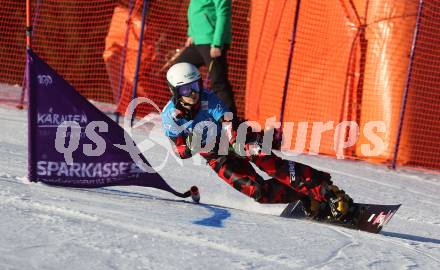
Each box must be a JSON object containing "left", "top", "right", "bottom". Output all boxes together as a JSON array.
[{"left": 175, "top": 44, "right": 237, "bottom": 114}]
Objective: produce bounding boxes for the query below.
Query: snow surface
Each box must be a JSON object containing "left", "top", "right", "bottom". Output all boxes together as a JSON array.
[{"left": 0, "top": 105, "right": 439, "bottom": 270}]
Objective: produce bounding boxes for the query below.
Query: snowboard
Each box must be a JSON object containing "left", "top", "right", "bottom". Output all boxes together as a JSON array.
[{"left": 280, "top": 200, "right": 401, "bottom": 234}]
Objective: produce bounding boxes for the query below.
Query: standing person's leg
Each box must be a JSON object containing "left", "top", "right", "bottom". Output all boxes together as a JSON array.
[
  {"left": 173, "top": 45, "right": 205, "bottom": 68},
  {"left": 204, "top": 155, "right": 302, "bottom": 203},
  {"left": 196, "top": 45, "right": 237, "bottom": 114}
]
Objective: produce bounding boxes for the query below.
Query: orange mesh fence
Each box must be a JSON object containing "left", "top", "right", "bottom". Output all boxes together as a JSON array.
[
  {"left": 247, "top": 0, "right": 440, "bottom": 171},
  {"left": 397, "top": 0, "right": 440, "bottom": 170},
  {"left": 123, "top": 0, "right": 250, "bottom": 118},
  {"left": 0, "top": 1, "right": 27, "bottom": 104},
  {"left": 31, "top": 0, "right": 118, "bottom": 104},
  {"left": 0, "top": 0, "right": 439, "bottom": 171},
  {"left": 109, "top": 0, "right": 249, "bottom": 118},
  {"left": 0, "top": 0, "right": 249, "bottom": 118}
]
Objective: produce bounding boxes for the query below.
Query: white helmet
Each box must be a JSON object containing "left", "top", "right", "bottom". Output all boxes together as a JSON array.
[{"left": 166, "top": 62, "right": 201, "bottom": 98}]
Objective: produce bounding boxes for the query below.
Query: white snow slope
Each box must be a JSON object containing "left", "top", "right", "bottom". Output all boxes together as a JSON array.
[{"left": 0, "top": 106, "right": 439, "bottom": 270}]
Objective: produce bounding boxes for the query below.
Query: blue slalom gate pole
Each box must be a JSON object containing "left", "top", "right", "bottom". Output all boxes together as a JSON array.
[
  {"left": 279, "top": 0, "right": 302, "bottom": 126},
  {"left": 130, "top": 0, "right": 149, "bottom": 126},
  {"left": 391, "top": 0, "right": 425, "bottom": 169}
]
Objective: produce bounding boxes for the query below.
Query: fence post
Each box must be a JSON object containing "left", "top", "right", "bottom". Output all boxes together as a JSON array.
[
  {"left": 21, "top": 0, "right": 33, "bottom": 110},
  {"left": 115, "top": 0, "right": 136, "bottom": 124},
  {"left": 130, "top": 0, "right": 149, "bottom": 126},
  {"left": 392, "top": 0, "right": 425, "bottom": 169},
  {"left": 279, "top": 0, "right": 302, "bottom": 126}
]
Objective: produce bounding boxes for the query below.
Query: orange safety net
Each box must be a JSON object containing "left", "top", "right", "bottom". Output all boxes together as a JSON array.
[
  {"left": 397, "top": 0, "right": 440, "bottom": 170},
  {"left": 18, "top": 0, "right": 118, "bottom": 105},
  {"left": 106, "top": 0, "right": 250, "bottom": 118},
  {"left": 247, "top": 0, "right": 440, "bottom": 171},
  {"left": 352, "top": 0, "right": 419, "bottom": 163},
  {"left": 0, "top": 0, "right": 439, "bottom": 171},
  {"left": 0, "top": 0, "right": 249, "bottom": 119},
  {"left": 0, "top": 1, "right": 27, "bottom": 104},
  {"left": 103, "top": 2, "right": 162, "bottom": 114}
]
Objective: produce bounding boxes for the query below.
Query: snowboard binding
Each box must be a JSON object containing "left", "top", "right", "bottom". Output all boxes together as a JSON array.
[{"left": 301, "top": 185, "right": 357, "bottom": 224}]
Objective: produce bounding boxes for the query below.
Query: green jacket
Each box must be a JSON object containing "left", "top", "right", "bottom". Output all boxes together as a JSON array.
[{"left": 187, "top": 0, "right": 232, "bottom": 47}]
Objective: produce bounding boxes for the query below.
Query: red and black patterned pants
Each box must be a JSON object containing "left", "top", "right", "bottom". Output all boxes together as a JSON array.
[
  {"left": 169, "top": 131, "right": 332, "bottom": 204},
  {"left": 203, "top": 151, "right": 333, "bottom": 204}
]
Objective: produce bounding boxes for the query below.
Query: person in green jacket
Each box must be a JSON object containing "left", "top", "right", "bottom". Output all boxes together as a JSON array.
[{"left": 174, "top": 0, "right": 237, "bottom": 114}]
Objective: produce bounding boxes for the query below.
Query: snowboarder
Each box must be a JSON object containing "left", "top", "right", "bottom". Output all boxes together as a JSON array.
[{"left": 161, "top": 63, "right": 353, "bottom": 221}]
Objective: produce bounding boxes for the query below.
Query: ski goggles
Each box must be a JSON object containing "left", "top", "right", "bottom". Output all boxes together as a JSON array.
[{"left": 177, "top": 81, "right": 201, "bottom": 97}]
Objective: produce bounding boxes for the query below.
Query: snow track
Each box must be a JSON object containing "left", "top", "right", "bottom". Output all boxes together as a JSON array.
[{"left": 1, "top": 106, "right": 439, "bottom": 269}]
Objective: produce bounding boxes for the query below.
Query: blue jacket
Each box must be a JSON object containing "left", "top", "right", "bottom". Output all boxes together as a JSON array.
[{"left": 161, "top": 90, "right": 230, "bottom": 153}]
